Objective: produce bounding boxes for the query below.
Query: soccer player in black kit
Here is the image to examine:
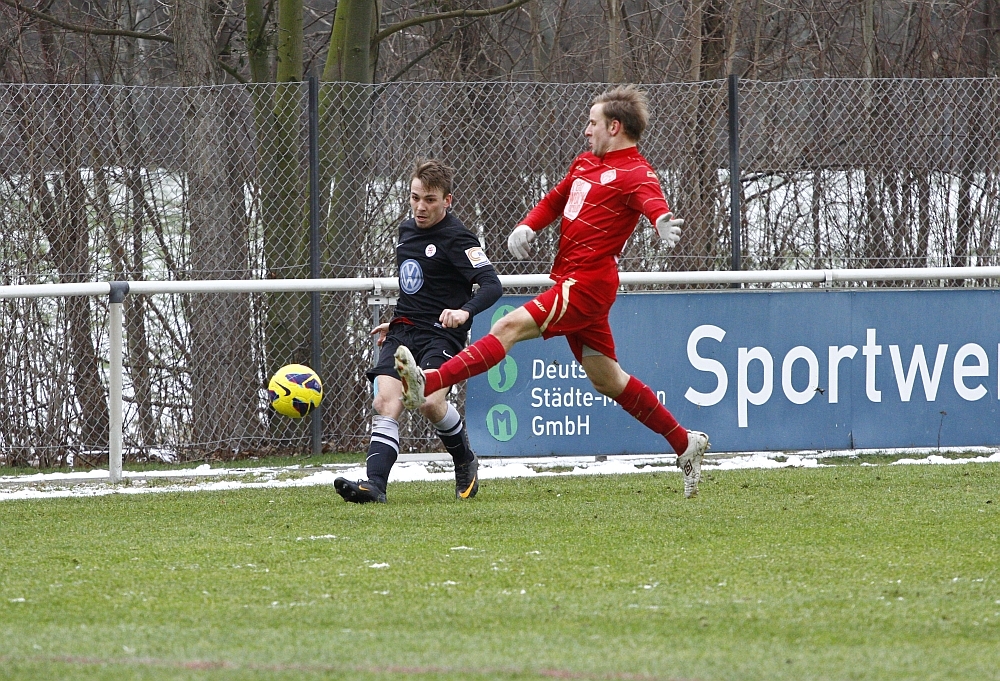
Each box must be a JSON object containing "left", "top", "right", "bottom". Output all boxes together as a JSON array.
[{"left": 334, "top": 159, "right": 502, "bottom": 504}]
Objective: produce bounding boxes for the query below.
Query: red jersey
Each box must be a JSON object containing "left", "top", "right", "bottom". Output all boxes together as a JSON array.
[{"left": 520, "top": 146, "right": 670, "bottom": 281}]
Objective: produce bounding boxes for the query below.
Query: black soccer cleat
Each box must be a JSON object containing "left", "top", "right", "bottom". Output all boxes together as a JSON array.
[
  {"left": 334, "top": 478, "right": 387, "bottom": 504},
  {"left": 454, "top": 455, "right": 479, "bottom": 500}
]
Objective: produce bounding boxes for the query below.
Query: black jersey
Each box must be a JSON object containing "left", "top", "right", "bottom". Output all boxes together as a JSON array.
[{"left": 393, "top": 211, "right": 501, "bottom": 341}]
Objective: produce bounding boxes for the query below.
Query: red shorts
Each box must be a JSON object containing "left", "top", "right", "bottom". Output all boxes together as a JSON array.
[{"left": 523, "top": 276, "right": 619, "bottom": 362}]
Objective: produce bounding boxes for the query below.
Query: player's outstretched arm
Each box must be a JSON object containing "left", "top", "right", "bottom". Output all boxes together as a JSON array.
[
  {"left": 508, "top": 224, "right": 536, "bottom": 260},
  {"left": 509, "top": 170, "right": 572, "bottom": 260},
  {"left": 458, "top": 269, "right": 502, "bottom": 320},
  {"left": 655, "top": 212, "right": 684, "bottom": 248}
]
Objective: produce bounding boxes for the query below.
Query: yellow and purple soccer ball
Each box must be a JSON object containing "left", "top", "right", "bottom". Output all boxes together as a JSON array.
[{"left": 268, "top": 364, "right": 323, "bottom": 418}]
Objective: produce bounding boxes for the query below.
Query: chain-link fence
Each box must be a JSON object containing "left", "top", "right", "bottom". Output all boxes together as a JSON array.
[
  {"left": 3, "top": 79, "right": 1000, "bottom": 466},
  {"left": 739, "top": 79, "right": 1000, "bottom": 272}
]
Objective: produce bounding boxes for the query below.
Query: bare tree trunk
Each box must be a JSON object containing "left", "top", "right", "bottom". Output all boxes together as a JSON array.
[
  {"left": 811, "top": 171, "right": 823, "bottom": 268},
  {"left": 132, "top": 0, "right": 158, "bottom": 83},
  {"left": 174, "top": 0, "right": 259, "bottom": 455},
  {"left": 325, "top": 0, "right": 377, "bottom": 83},
  {"left": 35, "top": 150, "right": 109, "bottom": 459},
  {"left": 60, "top": 182, "right": 109, "bottom": 456},
  {"left": 318, "top": 1, "right": 382, "bottom": 449},
  {"left": 276, "top": 0, "right": 303, "bottom": 83},
  {"left": 863, "top": 169, "right": 889, "bottom": 269},
  {"left": 751, "top": 0, "right": 764, "bottom": 78},
  {"left": 887, "top": 170, "right": 908, "bottom": 268},
  {"left": 124, "top": 132, "right": 158, "bottom": 453},
  {"left": 248, "top": 0, "right": 311, "bottom": 442},
  {"left": 952, "top": 78, "right": 984, "bottom": 282},
  {"left": 916, "top": 171, "right": 931, "bottom": 265},
  {"left": 861, "top": 0, "right": 875, "bottom": 77},
  {"left": 977, "top": 175, "right": 998, "bottom": 266},
  {"left": 689, "top": 0, "right": 704, "bottom": 82},
  {"left": 988, "top": 0, "right": 1000, "bottom": 76},
  {"left": 97, "top": 20, "right": 159, "bottom": 456},
  {"left": 174, "top": 0, "right": 221, "bottom": 85},
  {"left": 724, "top": 0, "right": 744, "bottom": 76},
  {"left": 607, "top": 0, "right": 624, "bottom": 82},
  {"left": 114, "top": 0, "right": 157, "bottom": 454},
  {"left": 246, "top": 0, "right": 274, "bottom": 83},
  {"left": 529, "top": 0, "right": 555, "bottom": 80},
  {"left": 678, "top": 0, "right": 727, "bottom": 272},
  {"left": 953, "top": 166, "right": 975, "bottom": 272},
  {"left": 35, "top": 23, "right": 110, "bottom": 464}
]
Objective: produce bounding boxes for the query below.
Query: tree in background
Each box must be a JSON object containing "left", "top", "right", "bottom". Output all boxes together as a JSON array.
[{"left": 173, "top": 0, "right": 261, "bottom": 454}]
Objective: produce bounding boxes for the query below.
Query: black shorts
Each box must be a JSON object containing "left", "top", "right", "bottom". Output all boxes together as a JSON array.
[{"left": 366, "top": 323, "right": 466, "bottom": 383}]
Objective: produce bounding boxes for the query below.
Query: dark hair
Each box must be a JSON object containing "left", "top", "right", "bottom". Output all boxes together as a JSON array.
[
  {"left": 593, "top": 85, "right": 649, "bottom": 141},
  {"left": 411, "top": 158, "right": 454, "bottom": 197}
]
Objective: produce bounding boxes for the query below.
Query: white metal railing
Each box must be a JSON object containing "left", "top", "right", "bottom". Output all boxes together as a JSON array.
[
  {"left": 7, "top": 265, "right": 1000, "bottom": 301},
  {"left": 4, "top": 266, "right": 1000, "bottom": 481}
]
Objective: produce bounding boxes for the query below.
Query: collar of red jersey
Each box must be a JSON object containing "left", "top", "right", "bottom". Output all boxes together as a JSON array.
[{"left": 592, "top": 145, "right": 640, "bottom": 161}]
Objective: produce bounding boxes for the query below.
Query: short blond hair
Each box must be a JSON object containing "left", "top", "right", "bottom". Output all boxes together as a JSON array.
[{"left": 593, "top": 85, "right": 649, "bottom": 141}]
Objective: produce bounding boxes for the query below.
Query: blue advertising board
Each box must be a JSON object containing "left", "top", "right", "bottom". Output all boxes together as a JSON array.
[{"left": 466, "top": 289, "right": 1000, "bottom": 455}]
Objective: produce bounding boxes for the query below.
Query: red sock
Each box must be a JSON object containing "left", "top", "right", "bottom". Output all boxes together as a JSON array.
[
  {"left": 424, "top": 333, "right": 507, "bottom": 396},
  {"left": 615, "top": 375, "right": 688, "bottom": 455}
]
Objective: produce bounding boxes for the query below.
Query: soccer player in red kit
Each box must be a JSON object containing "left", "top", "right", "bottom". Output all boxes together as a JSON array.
[{"left": 395, "top": 85, "right": 710, "bottom": 498}]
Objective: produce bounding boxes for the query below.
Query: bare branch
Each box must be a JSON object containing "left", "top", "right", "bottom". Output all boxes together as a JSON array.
[
  {"left": 386, "top": 25, "right": 459, "bottom": 82},
  {"left": 0, "top": 0, "right": 173, "bottom": 42},
  {"left": 218, "top": 58, "right": 248, "bottom": 83},
  {"left": 3, "top": 0, "right": 252, "bottom": 81},
  {"left": 372, "top": 0, "right": 532, "bottom": 46}
]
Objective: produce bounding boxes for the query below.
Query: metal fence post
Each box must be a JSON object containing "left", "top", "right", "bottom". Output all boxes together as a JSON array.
[
  {"left": 728, "top": 74, "right": 742, "bottom": 279},
  {"left": 108, "top": 281, "right": 129, "bottom": 483},
  {"left": 370, "top": 284, "right": 382, "bottom": 368},
  {"left": 308, "top": 74, "right": 323, "bottom": 456}
]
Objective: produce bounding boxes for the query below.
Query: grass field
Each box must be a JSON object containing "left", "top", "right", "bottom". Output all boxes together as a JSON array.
[{"left": 1, "top": 461, "right": 998, "bottom": 680}]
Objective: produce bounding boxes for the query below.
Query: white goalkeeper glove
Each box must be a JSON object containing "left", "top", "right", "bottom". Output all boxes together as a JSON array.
[
  {"left": 507, "top": 224, "right": 536, "bottom": 260},
  {"left": 655, "top": 212, "right": 684, "bottom": 248}
]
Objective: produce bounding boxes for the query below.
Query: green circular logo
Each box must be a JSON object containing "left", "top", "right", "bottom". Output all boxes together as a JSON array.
[
  {"left": 486, "top": 404, "right": 518, "bottom": 442},
  {"left": 487, "top": 356, "right": 517, "bottom": 393},
  {"left": 491, "top": 304, "right": 517, "bottom": 327}
]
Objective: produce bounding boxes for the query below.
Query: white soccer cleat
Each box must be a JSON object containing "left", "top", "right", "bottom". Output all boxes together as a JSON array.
[
  {"left": 677, "top": 431, "right": 709, "bottom": 498},
  {"left": 394, "top": 345, "right": 427, "bottom": 410}
]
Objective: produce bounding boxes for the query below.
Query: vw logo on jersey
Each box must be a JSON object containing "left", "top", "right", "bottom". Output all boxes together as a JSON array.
[{"left": 399, "top": 259, "right": 424, "bottom": 294}]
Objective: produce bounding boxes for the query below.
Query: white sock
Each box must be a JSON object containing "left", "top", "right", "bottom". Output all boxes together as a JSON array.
[{"left": 433, "top": 403, "right": 462, "bottom": 437}]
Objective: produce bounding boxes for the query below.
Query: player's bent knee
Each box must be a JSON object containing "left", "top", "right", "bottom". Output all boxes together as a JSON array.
[
  {"left": 585, "top": 370, "right": 629, "bottom": 399},
  {"left": 589, "top": 378, "right": 618, "bottom": 398},
  {"left": 490, "top": 307, "right": 539, "bottom": 347},
  {"left": 372, "top": 388, "right": 403, "bottom": 419},
  {"left": 418, "top": 391, "right": 449, "bottom": 421}
]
